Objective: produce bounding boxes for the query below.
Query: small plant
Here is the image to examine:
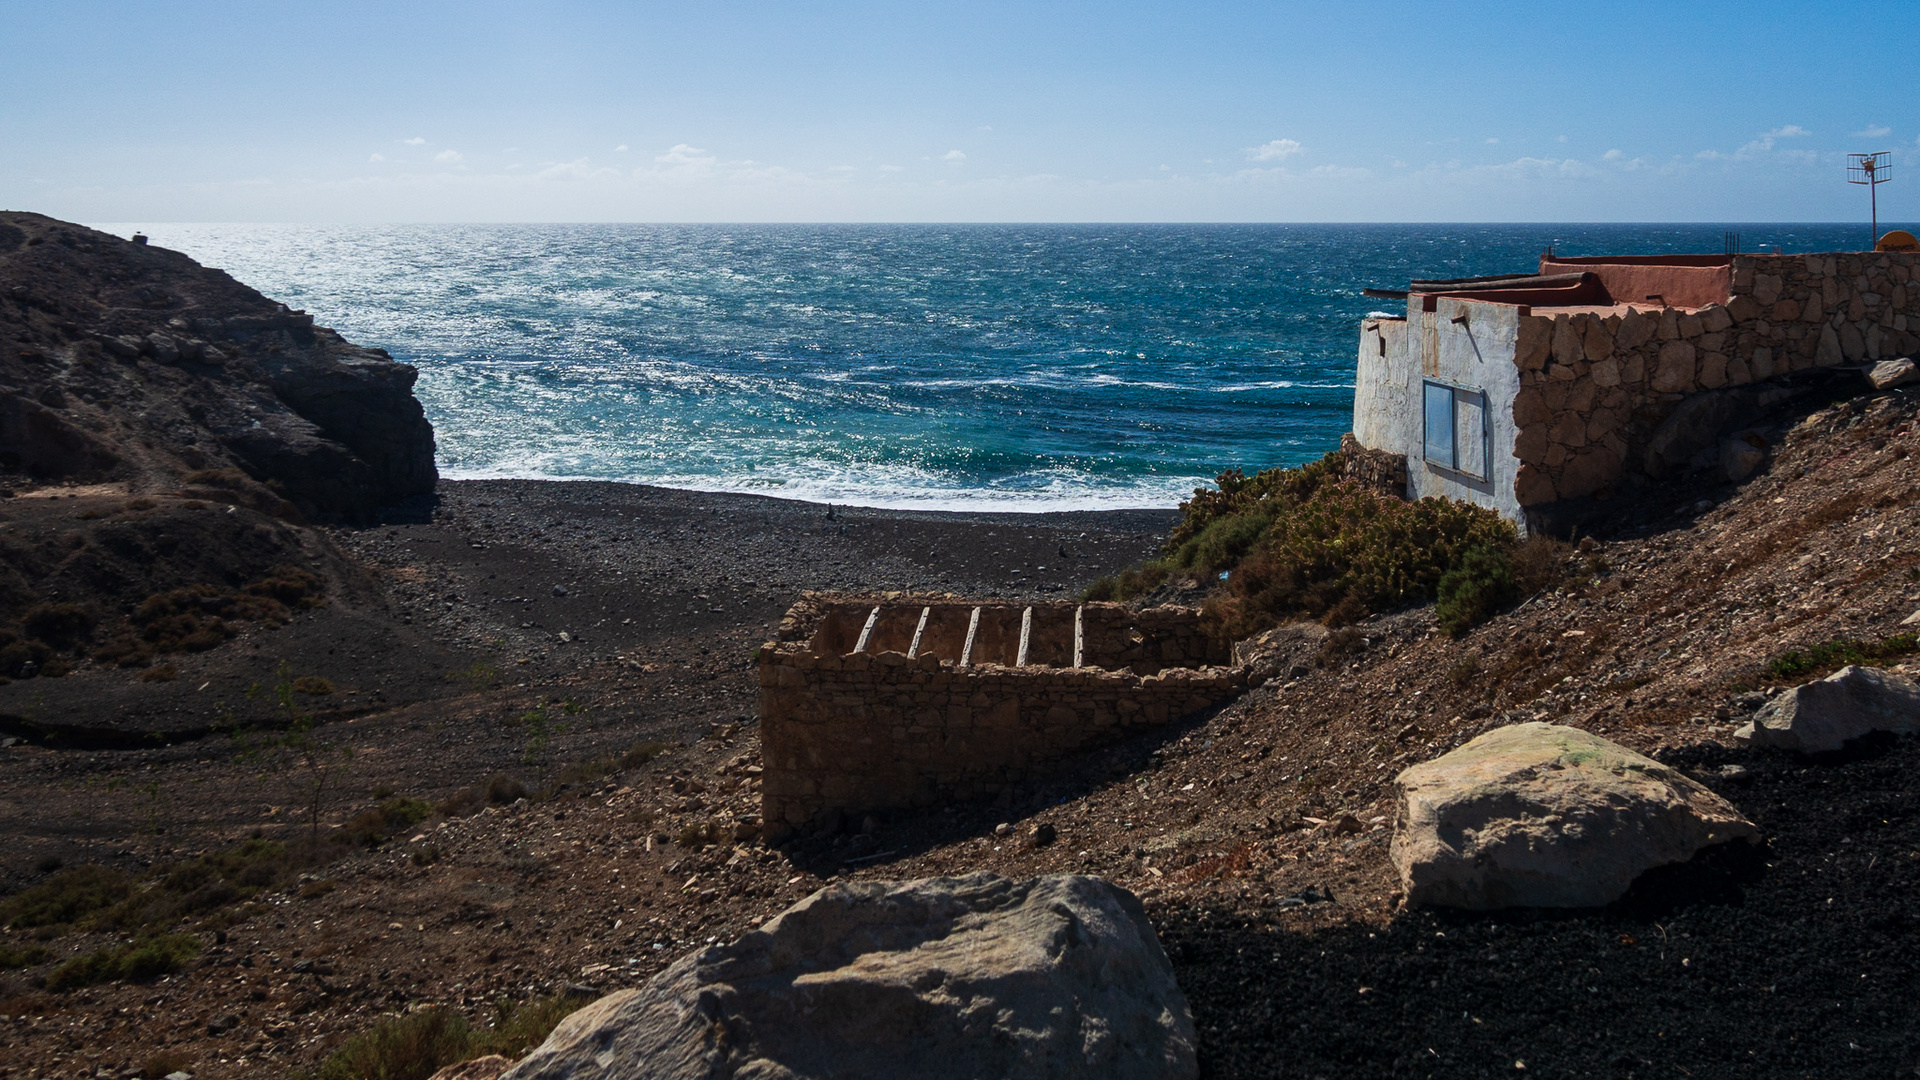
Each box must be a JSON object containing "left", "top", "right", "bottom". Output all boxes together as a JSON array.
[
  {"left": 439, "top": 774, "right": 530, "bottom": 817},
  {"left": 310, "top": 1005, "right": 472, "bottom": 1080},
  {"left": 450, "top": 660, "right": 499, "bottom": 690},
  {"left": 1435, "top": 543, "right": 1518, "bottom": 637},
  {"left": 411, "top": 844, "right": 443, "bottom": 867},
  {"left": 292, "top": 676, "right": 335, "bottom": 696},
  {"left": 309, "top": 991, "right": 593, "bottom": 1080},
  {"left": 343, "top": 797, "right": 435, "bottom": 847},
  {"left": 22, "top": 603, "right": 96, "bottom": 650},
  {"left": 138, "top": 664, "right": 179, "bottom": 683},
  {"left": 1768, "top": 633, "right": 1920, "bottom": 681},
  {"left": 0, "top": 942, "right": 51, "bottom": 969},
  {"left": 44, "top": 932, "right": 202, "bottom": 990},
  {"left": 141, "top": 1050, "right": 192, "bottom": 1080},
  {"left": 0, "top": 864, "right": 134, "bottom": 930}
]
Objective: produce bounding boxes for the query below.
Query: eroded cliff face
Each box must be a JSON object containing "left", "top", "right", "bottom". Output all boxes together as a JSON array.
[{"left": 0, "top": 212, "right": 436, "bottom": 521}]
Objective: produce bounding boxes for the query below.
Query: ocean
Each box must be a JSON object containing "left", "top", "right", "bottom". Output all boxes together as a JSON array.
[{"left": 107, "top": 222, "right": 1904, "bottom": 511}]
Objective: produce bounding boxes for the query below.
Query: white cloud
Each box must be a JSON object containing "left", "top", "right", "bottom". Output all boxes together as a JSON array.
[
  {"left": 535, "top": 158, "right": 622, "bottom": 182},
  {"left": 1557, "top": 135, "right": 1568, "bottom": 143},
  {"left": 656, "top": 144, "right": 715, "bottom": 167},
  {"left": 435, "top": 149, "right": 463, "bottom": 165},
  {"left": 615, "top": 144, "right": 630, "bottom": 152},
  {"left": 1603, "top": 149, "right": 1625, "bottom": 161},
  {"left": 879, "top": 164, "right": 903, "bottom": 173},
  {"left": 1766, "top": 125, "right": 1811, "bottom": 139},
  {"left": 403, "top": 137, "right": 426, "bottom": 146},
  {"left": 1247, "top": 139, "right": 1302, "bottom": 161},
  {"left": 1853, "top": 125, "right": 1891, "bottom": 139},
  {"left": 942, "top": 149, "right": 967, "bottom": 161},
  {"left": 368, "top": 153, "right": 385, "bottom": 163},
  {"left": 1484, "top": 137, "right": 1499, "bottom": 145}
]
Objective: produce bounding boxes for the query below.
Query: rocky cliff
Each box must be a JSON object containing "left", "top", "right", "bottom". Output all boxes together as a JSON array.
[{"left": 0, "top": 212, "right": 436, "bottom": 521}]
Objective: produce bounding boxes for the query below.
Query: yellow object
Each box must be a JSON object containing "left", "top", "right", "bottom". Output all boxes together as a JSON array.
[{"left": 1876, "top": 230, "right": 1920, "bottom": 252}]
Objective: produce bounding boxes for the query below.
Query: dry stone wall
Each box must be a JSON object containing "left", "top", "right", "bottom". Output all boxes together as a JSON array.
[
  {"left": 758, "top": 595, "right": 1246, "bottom": 831},
  {"left": 1512, "top": 251, "right": 1920, "bottom": 505}
]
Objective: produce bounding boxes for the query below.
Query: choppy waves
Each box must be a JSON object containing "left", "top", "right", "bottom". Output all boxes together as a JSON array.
[{"left": 104, "top": 222, "right": 1882, "bottom": 511}]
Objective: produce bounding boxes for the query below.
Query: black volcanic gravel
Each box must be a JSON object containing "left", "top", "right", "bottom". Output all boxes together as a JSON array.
[{"left": 1164, "top": 735, "right": 1920, "bottom": 1080}]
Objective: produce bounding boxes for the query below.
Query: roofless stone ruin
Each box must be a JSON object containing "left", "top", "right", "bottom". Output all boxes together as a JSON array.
[{"left": 758, "top": 594, "right": 1247, "bottom": 834}]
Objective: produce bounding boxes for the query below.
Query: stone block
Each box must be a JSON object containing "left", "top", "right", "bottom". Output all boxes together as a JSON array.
[
  {"left": 1551, "top": 314, "right": 1581, "bottom": 364},
  {"left": 1513, "top": 384, "right": 1551, "bottom": 425},
  {"left": 1838, "top": 321, "right": 1866, "bottom": 362},
  {"left": 1753, "top": 273, "right": 1783, "bottom": 305},
  {"left": 1548, "top": 414, "right": 1587, "bottom": 449},
  {"left": 1816, "top": 324, "right": 1843, "bottom": 366},
  {"left": 1725, "top": 295, "right": 1763, "bottom": 322},
  {"left": 1615, "top": 309, "right": 1657, "bottom": 349},
  {"left": 1515, "top": 315, "right": 1553, "bottom": 370},
  {"left": 1697, "top": 352, "right": 1729, "bottom": 389},
  {"left": 1589, "top": 358, "right": 1620, "bottom": 387},
  {"left": 1700, "top": 303, "right": 1734, "bottom": 333},
  {"left": 1651, "top": 341, "right": 1697, "bottom": 393},
  {"left": 1515, "top": 463, "right": 1557, "bottom": 505},
  {"left": 1677, "top": 312, "right": 1704, "bottom": 338},
  {"left": 1580, "top": 317, "right": 1614, "bottom": 362}
]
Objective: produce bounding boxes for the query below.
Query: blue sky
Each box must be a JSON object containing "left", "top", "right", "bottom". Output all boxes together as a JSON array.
[{"left": 2, "top": 0, "right": 1914, "bottom": 222}]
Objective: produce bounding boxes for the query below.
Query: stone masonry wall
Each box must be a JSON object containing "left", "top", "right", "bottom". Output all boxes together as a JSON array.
[
  {"left": 758, "top": 596, "right": 1246, "bottom": 831},
  {"left": 1511, "top": 251, "right": 1920, "bottom": 506}
]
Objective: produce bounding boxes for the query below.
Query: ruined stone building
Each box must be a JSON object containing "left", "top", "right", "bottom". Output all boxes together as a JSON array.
[
  {"left": 1350, "top": 247, "right": 1920, "bottom": 530},
  {"left": 757, "top": 595, "right": 1247, "bottom": 832}
]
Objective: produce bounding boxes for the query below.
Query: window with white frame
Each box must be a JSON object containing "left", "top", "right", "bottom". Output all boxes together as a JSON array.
[{"left": 1422, "top": 380, "right": 1489, "bottom": 481}]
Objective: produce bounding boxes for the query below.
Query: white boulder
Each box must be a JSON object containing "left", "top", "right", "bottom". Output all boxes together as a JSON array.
[
  {"left": 1392, "top": 723, "right": 1758, "bottom": 910},
  {"left": 1741, "top": 664, "right": 1920, "bottom": 753},
  {"left": 501, "top": 873, "right": 1197, "bottom": 1080}
]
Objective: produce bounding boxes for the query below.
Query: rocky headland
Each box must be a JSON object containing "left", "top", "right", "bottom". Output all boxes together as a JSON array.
[{"left": 0, "top": 215, "right": 1916, "bottom": 1080}]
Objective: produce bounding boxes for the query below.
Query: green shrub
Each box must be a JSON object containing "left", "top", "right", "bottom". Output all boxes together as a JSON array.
[
  {"left": 1435, "top": 544, "right": 1519, "bottom": 637},
  {"left": 0, "top": 865, "right": 134, "bottom": 930},
  {"left": 45, "top": 932, "right": 202, "bottom": 990},
  {"left": 1769, "top": 633, "right": 1920, "bottom": 681},
  {"left": 1079, "top": 562, "right": 1170, "bottom": 603},
  {"left": 439, "top": 774, "right": 529, "bottom": 817},
  {"left": 23, "top": 603, "right": 96, "bottom": 650},
  {"left": 344, "top": 798, "right": 435, "bottom": 847},
  {"left": 312, "top": 1007, "right": 472, "bottom": 1080},
  {"left": 1205, "top": 478, "right": 1516, "bottom": 640},
  {"left": 310, "top": 992, "right": 591, "bottom": 1080},
  {"left": 0, "top": 942, "right": 51, "bottom": 968}
]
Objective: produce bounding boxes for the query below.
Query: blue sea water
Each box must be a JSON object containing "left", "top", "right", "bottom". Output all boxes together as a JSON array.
[{"left": 108, "top": 222, "right": 1907, "bottom": 511}]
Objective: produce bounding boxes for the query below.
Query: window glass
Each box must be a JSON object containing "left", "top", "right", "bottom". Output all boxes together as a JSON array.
[
  {"left": 1423, "top": 382, "right": 1454, "bottom": 468},
  {"left": 1455, "top": 390, "right": 1487, "bottom": 479}
]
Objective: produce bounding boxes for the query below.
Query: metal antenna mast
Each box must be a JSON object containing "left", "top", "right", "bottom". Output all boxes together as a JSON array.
[{"left": 1848, "top": 152, "right": 1893, "bottom": 247}]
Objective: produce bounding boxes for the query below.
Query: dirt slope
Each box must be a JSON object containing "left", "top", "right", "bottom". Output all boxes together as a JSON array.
[{"left": 2, "top": 382, "right": 1919, "bottom": 1079}]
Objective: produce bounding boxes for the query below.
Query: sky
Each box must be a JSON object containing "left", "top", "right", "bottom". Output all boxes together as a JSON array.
[{"left": 2, "top": 0, "right": 1915, "bottom": 223}]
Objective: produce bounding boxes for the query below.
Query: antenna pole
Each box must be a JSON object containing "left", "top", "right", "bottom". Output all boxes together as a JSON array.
[{"left": 1849, "top": 152, "right": 1893, "bottom": 249}]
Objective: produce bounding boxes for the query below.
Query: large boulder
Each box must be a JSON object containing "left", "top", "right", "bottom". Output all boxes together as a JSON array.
[
  {"left": 1739, "top": 665, "right": 1920, "bottom": 753},
  {"left": 502, "top": 873, "right": 1197, "bottom": 1080},
  {"left": 1391, "top": 723, "right": 1758, "bottom": 910}
]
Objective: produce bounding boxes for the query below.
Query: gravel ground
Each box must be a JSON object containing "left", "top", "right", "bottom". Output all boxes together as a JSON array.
[{"left": 4, "top": 387, "right": 1920, "bottom": 1079}]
